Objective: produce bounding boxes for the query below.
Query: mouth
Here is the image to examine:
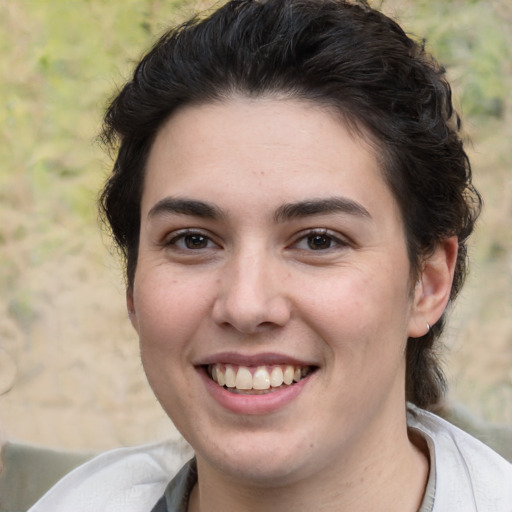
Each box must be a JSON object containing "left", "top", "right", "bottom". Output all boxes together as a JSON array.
[{"left": 206, "top": 363, "right": 315, "bottom": 395}]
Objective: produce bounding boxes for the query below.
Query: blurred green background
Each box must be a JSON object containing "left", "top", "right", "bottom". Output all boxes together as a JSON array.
[{"left": 0, "top": 0, "right": 511, "bottom": 450}]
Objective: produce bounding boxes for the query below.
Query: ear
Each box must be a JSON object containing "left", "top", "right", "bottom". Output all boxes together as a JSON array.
[
  {"left": 126, "top": 287, "right": 140, "bottom": 333},
  {"left": 408, "top": 236, "right": 458, "bottom": 338}
]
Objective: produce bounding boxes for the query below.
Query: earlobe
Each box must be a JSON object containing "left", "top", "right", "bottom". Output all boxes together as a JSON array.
[
  {"left": 126, "top": 287, "right": 139, "bottom": 332},
  {"left": 408, "top": 236, "right": 458, "bottom": 338}
]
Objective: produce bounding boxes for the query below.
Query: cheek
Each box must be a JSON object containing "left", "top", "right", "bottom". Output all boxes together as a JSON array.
[
  {"left": 133, "top": 271, "right": 214, "bottom": 356},
  {"left": 296, "top": 266, "right": 411, "bottom": 357},
  {"left": 300, "top": 267, "right": 405, "bottom": 320},
  {"left": 134, "top": 273, "right": 213, "bottom": 412}
]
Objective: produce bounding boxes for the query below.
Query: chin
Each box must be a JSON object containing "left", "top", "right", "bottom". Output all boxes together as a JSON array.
[
  {"left": 204, "top": 454, "right": 305, "bottom": 487},
  {"left": 194, "top": 430, "right": 317, "bottom": 486}
]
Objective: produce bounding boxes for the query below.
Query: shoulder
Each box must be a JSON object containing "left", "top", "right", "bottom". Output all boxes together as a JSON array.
[
  {"left": 27, "top": 438, "right": 193, "bottom": 512},
  {"left": 408, "top": 404, "right": 512, "bottom": 511}
]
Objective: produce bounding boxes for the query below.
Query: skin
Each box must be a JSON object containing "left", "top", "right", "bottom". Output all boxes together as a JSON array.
[{"left": 128, "top": 97, "right": 457, "bottom": 511}]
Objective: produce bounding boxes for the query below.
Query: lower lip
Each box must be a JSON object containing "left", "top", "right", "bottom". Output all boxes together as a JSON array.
[{"left": 198, "top": 368, "right": 312, "bottom": 415}]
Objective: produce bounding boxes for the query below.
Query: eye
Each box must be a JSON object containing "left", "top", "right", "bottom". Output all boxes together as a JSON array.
[
  {"left": 306, "top": 234, "right": 335, "bottom": 250},
  {"left": 292, "top": 230, "right": 348, "bottom": 251},
  {"left": 167, "top": 231, "right": 219, "bottom": 250}
]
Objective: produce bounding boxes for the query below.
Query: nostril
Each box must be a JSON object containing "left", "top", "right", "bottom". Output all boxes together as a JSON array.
[{"left": 212, "top": 289, "right": 292, "bottom": 333}]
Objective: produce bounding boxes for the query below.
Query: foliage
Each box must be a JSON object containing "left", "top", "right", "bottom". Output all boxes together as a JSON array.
[{"left": 383, "top": 0, "right": 511, "bottom": 119}]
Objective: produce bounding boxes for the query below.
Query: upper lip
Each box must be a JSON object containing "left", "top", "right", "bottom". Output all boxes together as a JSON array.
[{"left": 193, "top": 352, "right": 318, "bottom": 367}]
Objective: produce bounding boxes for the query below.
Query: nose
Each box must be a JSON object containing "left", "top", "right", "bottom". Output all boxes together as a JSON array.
[{"left": 212, "top": 249, "right": 291, "bottom": 334}]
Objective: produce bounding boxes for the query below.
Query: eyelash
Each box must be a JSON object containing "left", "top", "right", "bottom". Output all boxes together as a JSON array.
[
  {"left": 291, "top": 229, "right": 350, "bottom": 252},
  {"left": 164, "top": 228, "right": 349, "bottom": 253},
  {"left": 165, "top": 229, "right": 220, "bottom": 251}
]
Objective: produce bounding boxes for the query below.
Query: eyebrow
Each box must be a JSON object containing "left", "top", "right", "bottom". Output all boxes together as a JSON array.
[
  {"left": 147, "top": 196, "right": 371, "bottom": 223},
  {"left": 148, "top": 197, "right": 225, "bottom": 220},
  {"left": 274, "top": 197, "right": 371, "bottom": 223}
]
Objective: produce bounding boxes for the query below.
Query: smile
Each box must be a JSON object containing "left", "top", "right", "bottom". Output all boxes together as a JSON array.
[{"left": 207, "top": 364, "right": 313, "bottom": 394}]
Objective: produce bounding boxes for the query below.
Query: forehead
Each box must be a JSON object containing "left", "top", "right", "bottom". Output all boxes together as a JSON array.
[{"left": 142, "top": 97, "right": 399, "bottom": 224}]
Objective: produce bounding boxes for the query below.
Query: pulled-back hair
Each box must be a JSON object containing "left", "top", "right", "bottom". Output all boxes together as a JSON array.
[{"left": 100, "top": 0, "right": 482, "bottom": 408}]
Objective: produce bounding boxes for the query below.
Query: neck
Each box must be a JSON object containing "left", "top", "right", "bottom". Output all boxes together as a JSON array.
[{"left": 188, "top": 407, "right": 429, "bottom": 512}]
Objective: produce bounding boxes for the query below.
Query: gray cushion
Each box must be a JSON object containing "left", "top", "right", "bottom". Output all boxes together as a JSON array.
[{"left": 0, "top": 442, "right": 95, "bottom": 512}]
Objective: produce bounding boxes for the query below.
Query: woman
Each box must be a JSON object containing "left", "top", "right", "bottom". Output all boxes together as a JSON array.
[{"left": 29, "top": 0, "right": 512, "bottom": 510}]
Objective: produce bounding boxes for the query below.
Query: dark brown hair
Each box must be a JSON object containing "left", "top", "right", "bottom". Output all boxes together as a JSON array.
[{"left": 100, "top": 0, "right": 482, "bottom": 408}]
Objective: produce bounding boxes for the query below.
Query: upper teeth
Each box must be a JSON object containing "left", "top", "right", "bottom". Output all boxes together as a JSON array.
[{"left": 209, "top": 364, "right": 309, "bottom": 391}]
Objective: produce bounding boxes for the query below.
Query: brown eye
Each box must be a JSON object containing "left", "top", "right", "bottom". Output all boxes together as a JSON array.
[
  {"left": 307, "top": 234, "right": 334, "bottom": 250},
  {"left": 167, "top": 231, "right": 219, "bottom": 251},
  {"left": 292, "top": 230, "right": 349, "bottom": 253},
  {"left": 184, "top": 234, "right": 209, "bottom": 249}
]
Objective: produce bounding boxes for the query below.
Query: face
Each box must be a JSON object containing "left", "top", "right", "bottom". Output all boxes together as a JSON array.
[{"left": 129, "top": 97, "right": 423, "bottom": 485}]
